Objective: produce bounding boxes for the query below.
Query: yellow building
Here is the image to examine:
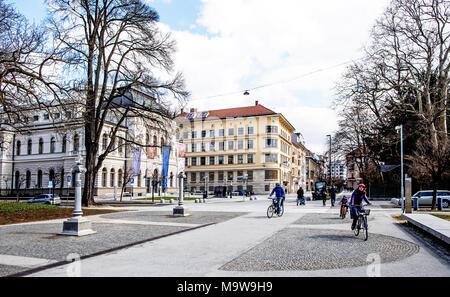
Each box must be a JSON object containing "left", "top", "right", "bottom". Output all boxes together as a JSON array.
[{"left": 176, "top": 101, "right": 296, "bottom": 195}]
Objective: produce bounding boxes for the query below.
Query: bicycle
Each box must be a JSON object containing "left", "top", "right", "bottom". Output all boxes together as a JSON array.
[
  {"left": 340, "top": 203, "right": 349, "bottom": 219},
  {"left": 267, "top": 197, "right": 284, "bottom": 218},
  {"left": 352, "top": 208, "right": 371, "bottom": 241}
]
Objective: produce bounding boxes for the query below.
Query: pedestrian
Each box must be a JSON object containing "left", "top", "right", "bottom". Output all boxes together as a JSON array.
[
  {"left": 329, "top": 186, "right": 336, "bottom": 207},
  {"left": 297, "top": 187, "right": 305, "bottom": 206},
  {"left": 321, "top": 188, "right": 327, "bottom": 206}
]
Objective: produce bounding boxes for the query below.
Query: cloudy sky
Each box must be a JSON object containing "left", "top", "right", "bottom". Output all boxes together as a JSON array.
[{"left": 10, "top": 0, "right": 391, "bottom": 154}]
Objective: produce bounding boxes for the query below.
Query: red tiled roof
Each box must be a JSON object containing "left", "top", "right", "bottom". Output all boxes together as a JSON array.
[{"left": 178, "top": 102, "right": 276, "bottom": 120}]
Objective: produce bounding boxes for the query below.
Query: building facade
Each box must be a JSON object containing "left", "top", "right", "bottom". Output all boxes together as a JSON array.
[
  {"left": 176, "top": 101, "right": 296, "bottom": 195},
  {"left": 0, "top": 89, "right": 181, "bottom": 198}
]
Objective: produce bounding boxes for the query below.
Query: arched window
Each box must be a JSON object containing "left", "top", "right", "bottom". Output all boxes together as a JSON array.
[
  {"left": 161, "top": 137, "right": 165, "bottom": 147},
  {"left": 15, "top": 171, "right": 20, "bottom": 189},
  {"left": 146, "top": 132, "right": 150, "bottom": 146},
  {"left": 27, "top": 139, "right": 32, "bottom": 155},
  {"left": 62, "top": 135, "right": 67, "bottom": 153},
  {"left": 110, "top": 169, "right": 115, "bottom": 187},
  {"left": 26, "top": 171, "right": 31, "bottom": 188},
  {"left": 50, "top": 137, "right": 56, "bottom": 153},
  {"left": 16, "top": 141, "right": 21, "bottom": 156},
  {"left": 73, "top": 134, "right": 79, "bottom": 152},
  {"left": 37, "top": 170, "right": 43, "bottom": 188},
  {"left": 153, "top": 135, "right": 157, "bottom": 146},
  {"left": 118, "top": 138, "right": 123, "bottom": 154},
  {"left": 49, "top": 169, "right": 55, "bottom": 183},
  {"left": 138, "top": 172, "right": 141, "bottom": 187},
  {"left": 102, "top": 168, "right": 107, "bottom": 187},
  {"left": 102, "top": 134, "right": 108, "bottom": 150},
  {"left": 38, "top": 138, "right": 44, "bottom": 154},
  {"left": 118, "top": 169, "right": 123, "bottom": 187}
]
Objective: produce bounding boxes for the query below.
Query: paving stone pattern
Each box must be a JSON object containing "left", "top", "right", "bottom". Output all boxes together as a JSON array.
[
  {"left": 294, "top": 213, "right": 374, "bottom": 225},
  {"left": 220, "top": 228, "right": 420, "bottom": 271}
]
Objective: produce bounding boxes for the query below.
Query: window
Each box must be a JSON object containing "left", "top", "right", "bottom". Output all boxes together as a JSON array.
[
  {"left": 238, "top": 155, "right": 244, "bottom": 164},
  {"left": 37, "top": 170, "right": 43, "bottom": 188},
  {"left": 191, "top": 131, "right": 197, "bottom": 139},
  {"left": 227, "top": 171, "right": 234, "bottom": 181},
  {"left": 201, "top": 143, "right": 206, "bottom": 152},
  {"left": 218, "top": 171, "right": 224, "bottom": 181},
  {"left": 266, "top": 126, "right": 278, "bottom": 133},
  {"left": 238, "top": 140, "right": 244, "bottom": 150},
  {"left": 265, "top": 138, "right": 278, "bottom": 148},
  {"left": 218, "top": 155, "right": 224, "bottom": 165},
  {"left": 209, "top": 130, "right": 215, "bottom": 138},
  {"left": 26, "top": 171, "right": 31, "bottom": 188},
  {"left": 247, "top": 139, "right": 254, "bottom": 149},
  {"left": 265, "top": 153, "right": 278, "bottom": 163},
  {"left": 201, "top": 130, "right": 206, "bottom": 138},
  {"left": 210, "top": 142, "right": 215, "bottom": 151},
  {"left": 191, "top": 157, "right": 197, "bottom": 166},
  {"left": 248, "top": 127, "right": 254, "bottom": 135},
  {"left": 209, "top": 172, "right": 215, "bottom": 182},
  {"left": 228, "top": 128, "right": 234, "bottom": 136},
  {"left": 265, "top": 170, "right": 278, "bottom": 180},
  {"left": 153, "top": 135, "right": 158, "bottom": 146},
  {"left": 200, "top": 157, "right": 206, "bottom": 166},
  {"left": 102, "top": 168, "right": 107, "bottom": 187},
  {"left": 15, "top": 171, "right": 20, "bottom": 189},
  {"left": 39, "top": 138, "right": 44, "bottom": 154},
  {"left": 27, "top": 139, "right": 32, "bottom": 155},
  {"left": 238, "top": 127, "right": 244, "bottom": 135},
  {"left": 110, "top": 169, "right": 115, "bottom": 187},
  {"left": 50, "top": 137, "right": 56, "bottom": 153},
  {"left": 191, "top": 172, "right": 196, "bottom": 182},
  {"left": 44, "top": 114, "right": 49, "bottom": 120},
  {"left": 219, "top": 129, "right": 225, "bottom": 137},
  {"left": 209, "top": 156, "right": 215, "bottom": 165},
  {"left": 265, "top": 185, "right": 270, "bottom": 191},
  {"left": 219, "top": 141, "right": 225, "bottom": 151},
  {"left": 228, "top": 155, "right": 234, "bottom": 164},
  {"left": 228, "top": 141, "right": 234, "bottom": 150},
  {"left": 183, "top": 132, "right": 189, "bottom": 139},
  {"left": 16, "top": 141, "right": 21, "bottom": 156},
  {"left": 247, "top": 171, "right": 253, "bottom": 181},
  {"left": 33, "top": 115, "right": 39, "bottom": 121},
  {"left": 247, "top": 154, "right": 254, "bottom": 164},
  {"left": 200, "top": 172, "right": 205, "bottom": 182},
  {"left": 118, "top": 169, "right": 123, "bottom": 187},
  {"left": 191, "top": 143, "right": 197, "bottom": 153},
  {"left": 54, "top": 113, "right": 60, "bottom": 119},
  {"left": 62, "top": 136, "right": 67, "bottom": 153},
  {"left": 118, "top": 138, "right": 123, "bottom": 153},
  {"left": 73, "top": 134, "right": 80, "bottom": 152}
]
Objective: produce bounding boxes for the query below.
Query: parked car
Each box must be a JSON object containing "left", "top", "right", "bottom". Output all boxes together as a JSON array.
[
  {"left": 404, "top": 190, "right": 450, "bottom": 208},
  {"left": 232, "top": 190, "right": 247, "bottom": 196},
  {"left": 27, "top": 194, "right": 61, "bottom": 206}
]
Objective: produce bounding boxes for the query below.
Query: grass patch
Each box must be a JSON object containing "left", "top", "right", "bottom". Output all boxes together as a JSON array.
[
  {"left": 0, "top": 202, "right": 124, "bottom": 225},
  {"left": 391, "top": 214, "right": 407, "bottom": 223},
  {"left": 431, "top": 214, "right": 450, "bottom": 221}
]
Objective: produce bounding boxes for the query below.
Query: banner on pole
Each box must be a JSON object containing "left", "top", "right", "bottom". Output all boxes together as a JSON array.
[
  {"left": 162, "top": 145, "right": 171, "bottom": 177},
  {"left": 147, "top": 147, "right": 157, "bottom": 159},
  {"left": 132, "top": 147, "right": 142, "bottom": 176},
  {"left": 178, "top": 143, "right": 186, "bottom": 158}
]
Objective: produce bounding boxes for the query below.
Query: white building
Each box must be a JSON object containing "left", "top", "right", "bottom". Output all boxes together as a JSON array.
[{"left": 0, "top": 89, "right": 182, "bottom": 199}]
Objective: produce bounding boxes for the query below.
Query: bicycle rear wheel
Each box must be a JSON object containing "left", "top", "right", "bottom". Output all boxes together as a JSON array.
[
  {"left": 363, "top": 216, "right": 369, "bottom": 241},
  {"left": 354, "top": 217, "right": 361, "bottom": 236},
  {"left": 267, "top": 205, "right": 275, "bottom": 218}
]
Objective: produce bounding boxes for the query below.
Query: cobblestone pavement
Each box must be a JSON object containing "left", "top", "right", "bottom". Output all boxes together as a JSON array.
[{"left": 219, "top": 228, "right": 420, "bottom": 271}]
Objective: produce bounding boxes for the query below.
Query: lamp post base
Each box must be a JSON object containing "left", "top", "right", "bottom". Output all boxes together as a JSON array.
[
  {"left": 61, "top": 217, "right": 97, "bottom": 237},
  {"left": 172, "top": 205, "right": 191, "bottom": 217}
]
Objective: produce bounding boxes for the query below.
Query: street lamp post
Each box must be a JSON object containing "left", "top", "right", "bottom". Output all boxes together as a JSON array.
[
  {"left": 327, "top": 135, "right": 332, "bottom": 187},
  {"left": 173, "top": 172, "right": 190, "bottom": 217},
  {"left": 61, "top": 154, "right": 96, "bottom": 236},
  {"left": 395, "top": 125, "right": 405, "bottom": 213}
]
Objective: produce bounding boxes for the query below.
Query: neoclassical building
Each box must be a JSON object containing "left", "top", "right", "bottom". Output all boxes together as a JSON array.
[{"left": 0, "top": 89, "right": 181, "bottom": 199}]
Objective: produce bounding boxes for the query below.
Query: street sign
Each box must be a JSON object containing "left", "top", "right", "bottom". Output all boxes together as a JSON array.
[
  {"left": 67, "top": 176, "right": 71, "bottom": 183},
  {"left": 48, "top": 181, "right": 53, "bottom": 188},
  {"left": 131, "top": 178, "right": 134, "bottom": 185}
]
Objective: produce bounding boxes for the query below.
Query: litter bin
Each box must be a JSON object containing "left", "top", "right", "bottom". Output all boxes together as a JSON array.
[
  {"left": 413, "top": 197, "right": 418, "bottom": 211},
  {"left": 437, "top": 197, "right": 442, "bottom": 211}
]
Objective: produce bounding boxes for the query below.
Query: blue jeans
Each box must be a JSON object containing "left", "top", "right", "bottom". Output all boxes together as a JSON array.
[
  {"left": 273, "top": 198, "right": 283, "bottom": 214},
  {"left": 350, "top": 205, "right": 365, "bottom": 227}
]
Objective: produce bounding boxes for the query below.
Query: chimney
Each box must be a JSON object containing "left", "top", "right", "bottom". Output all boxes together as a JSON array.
[{"left": 255, "top": 101, "right": 259, "bottom": 106}]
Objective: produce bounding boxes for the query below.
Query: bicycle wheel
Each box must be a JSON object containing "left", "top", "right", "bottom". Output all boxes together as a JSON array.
[
  {"left": 267, "top": 205, "right": 275, "bottom": 218},
  {"left": 340, "top": 207, "right": 345, "bottom": 219},
  {"left": 363, "top": 216, "right": 369, "bottom": 241},
  {"left": 354, "top": 217, "right": 361, "bottom": 236}
]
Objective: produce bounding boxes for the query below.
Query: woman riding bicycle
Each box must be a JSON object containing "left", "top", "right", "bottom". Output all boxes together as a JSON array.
[
  {"left": 268, "top": 183, "right": 285, "bottom": 216},
  {"left": 350, "top": 184, "right": 372, "bottom": 230}
]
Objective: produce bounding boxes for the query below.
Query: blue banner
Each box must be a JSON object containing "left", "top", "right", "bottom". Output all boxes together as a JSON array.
[{"left": 162, "top": 145, "right": 171, "bottom": 177}]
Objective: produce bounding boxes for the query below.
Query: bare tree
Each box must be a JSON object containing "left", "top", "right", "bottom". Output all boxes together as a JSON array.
[{"left": 46, "top": 0, "right": 189, "bottom": 206}]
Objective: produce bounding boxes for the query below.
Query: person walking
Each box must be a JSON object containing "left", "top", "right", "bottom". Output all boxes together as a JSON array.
[
  {"left": 321, "top": 187, "right": 327, "bottom": 206},
  {"left": 297, "top": 187, "right": 305, "bottom": 206},
  {"left": 329, "top": 186, "right": 336, "bottom": 207}
]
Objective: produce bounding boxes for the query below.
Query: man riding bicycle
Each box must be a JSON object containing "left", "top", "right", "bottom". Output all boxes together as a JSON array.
[
  {"left": 268, "top": 183, "right": 285, "bottom": 215},
  {"left": 350, "top": 184, "right": 372, "bottom": 230}
]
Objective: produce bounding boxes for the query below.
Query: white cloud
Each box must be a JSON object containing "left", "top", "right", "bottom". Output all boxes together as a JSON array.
[{"left": 164, "top": 0, "right": 391, "bottom": 154}]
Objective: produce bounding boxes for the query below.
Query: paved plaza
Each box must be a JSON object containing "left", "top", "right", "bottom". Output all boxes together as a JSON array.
[{"left": 0, "top": 193, "right": 449, "bottom": 277}]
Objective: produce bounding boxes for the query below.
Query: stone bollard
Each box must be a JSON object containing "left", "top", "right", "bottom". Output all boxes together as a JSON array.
[
  {"left": 170, "top": 199, "right": 174, "bottom": 204},
  {"left": 203, "top": 198, "right": 206, "bottom": 203},
  {"left": 195, "top": 199, "right": 199, "bottom": 203}
]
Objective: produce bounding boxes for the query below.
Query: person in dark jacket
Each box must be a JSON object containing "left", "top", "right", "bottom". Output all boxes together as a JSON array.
[
  {"left": 268, "top": 183, "right": 285, "bottom": 215},
  {"left": 321, "top": 188, "right": 327, "bottom": 206},
  {"left": 350, "top": 184, "right": 372, "bottom": 230},
  {"left": 297, "top": 187, "right": 305, "bottom": 206},
  {"left": 329, "top": 186, "right": 336, "bottom": 207}
]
